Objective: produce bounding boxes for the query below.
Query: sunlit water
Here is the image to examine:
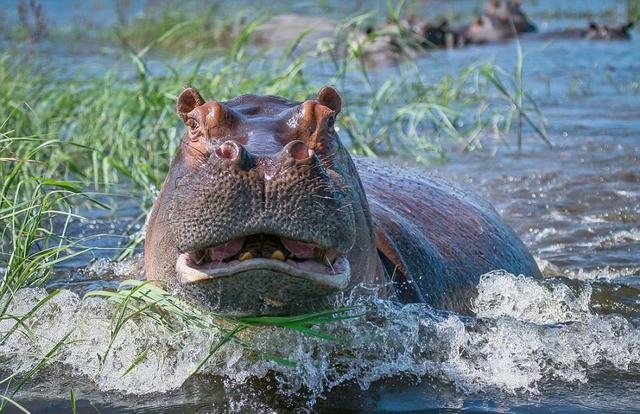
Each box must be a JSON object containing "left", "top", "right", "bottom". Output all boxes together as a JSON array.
[{"left": 2, "top": 0, "right": 640, "bottom": 412}]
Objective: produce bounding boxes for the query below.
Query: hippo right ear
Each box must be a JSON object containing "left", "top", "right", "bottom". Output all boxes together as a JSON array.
[
  {"left": 589, "top": 21, "right": 598, "bottom": 30},
  {"left": 176, "top": 88, "right": 205, "bottom": 122},
  {"left": 316, "top": 86, "right": 342, "bottom": 114}
]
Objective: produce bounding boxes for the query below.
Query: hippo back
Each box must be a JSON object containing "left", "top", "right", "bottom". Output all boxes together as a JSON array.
[{"left": 354, "top": 156, "right": 541, "bottom": 313}]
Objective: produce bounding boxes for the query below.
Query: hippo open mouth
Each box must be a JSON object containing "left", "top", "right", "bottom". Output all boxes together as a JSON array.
[{"left": 176, "top": 234, "right": 350, "bottom": 291}]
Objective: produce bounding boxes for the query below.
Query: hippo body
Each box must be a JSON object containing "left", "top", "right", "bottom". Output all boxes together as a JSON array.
[
  {"left": 532, "top": 22, "right": 634, "bottom": 41},
  {"left": 145, "top": 88, "right": 540, "bottom": 315},
  {"left": 355, "top": 157, "right": 539, "bottom": 311}
]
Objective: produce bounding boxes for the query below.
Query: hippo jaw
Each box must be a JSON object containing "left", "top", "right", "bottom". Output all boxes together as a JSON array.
[
  {"left": 176, "top": 253, "right": 350, "bottom": 288},
  {"left": 176, "top": 234, "right": 350, "bottom": 287},
  {"left": 173, "top": 234, "right": 350, "bottom": 315}
]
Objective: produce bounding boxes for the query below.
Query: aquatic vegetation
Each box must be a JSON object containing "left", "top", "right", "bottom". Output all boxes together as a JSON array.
[
  {"left": 85, "top": 280, "right": 363, "bottom": 373},
  {"left": 627, "top": 0, "right": 640, "bottom": 24},
  {"left": 0, "top": 131, "right": 106, "bottom": 411}
]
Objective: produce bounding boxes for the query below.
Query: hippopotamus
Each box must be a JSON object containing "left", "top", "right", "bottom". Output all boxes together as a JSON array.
[
  {"left": 465, "top": 0, "right": 537, "bottom": 44},
  {"left": 413, "top": 19, "right": 468, "bottom": 49},
  {"left": 484, "top": 0, "right": 537, "bottom": 34},
  {"left": 144, "top": 87, "right": 541, "bottom": 315},
  {"left": 532, "top": 21, "right": 635, "bottom": 41},
  {"left": 465, "top": 15, "right": 514, "bottom": 44}
]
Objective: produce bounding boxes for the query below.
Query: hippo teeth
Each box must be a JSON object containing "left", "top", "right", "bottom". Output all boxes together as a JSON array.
[
  {"left": 238, "top": 252, "right": 254, "bottom": 261},
  {"left": 271, "top": 250, "right": 286, "bottom": 261},
  {"left": 187, "top": 235, "right": 339, "bottom": 269}
]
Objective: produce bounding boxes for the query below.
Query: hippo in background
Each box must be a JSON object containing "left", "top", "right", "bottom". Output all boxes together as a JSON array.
[
  {"left": 484, "top": 0, "right": 537, "bottom": 33},
  {"left": 466, "top": 1, "right": 633, "bottom": 45},
  {"left": 465, "top": 0, "right": 537, "bottom": 44},
  {"left": 584, "top": 21, "right": 634, "bottom": 40},
  {"left": 464, "top": 15, "right": 514, "bottom": 44},
  {"left": 413, "top": 19, "right": 468, "bottom": 49},
  {"left": 526, "top": 21, "right": 634, "bottom": 41}
]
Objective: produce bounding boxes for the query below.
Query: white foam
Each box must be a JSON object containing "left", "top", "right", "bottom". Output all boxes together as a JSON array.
[{"left": 0, "top": 271, "right": 638, "bottom": 403}]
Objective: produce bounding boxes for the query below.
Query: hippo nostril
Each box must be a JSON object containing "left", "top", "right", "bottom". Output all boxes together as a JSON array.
[
  {"left": 287, "top": 140, "right": 312, "bottom": 161},
  {"left": 215, "top": 141, "right": 242, "bottom": 161}
]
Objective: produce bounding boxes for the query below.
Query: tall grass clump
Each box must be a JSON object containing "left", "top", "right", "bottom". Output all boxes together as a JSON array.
[{"left": 0, "top": 127, "right": 109, "bottom": 410}]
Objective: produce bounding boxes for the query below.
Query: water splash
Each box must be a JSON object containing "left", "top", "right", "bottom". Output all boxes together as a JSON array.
[{"left": 1, "top": 271, "right": 638, "bottom": 407}]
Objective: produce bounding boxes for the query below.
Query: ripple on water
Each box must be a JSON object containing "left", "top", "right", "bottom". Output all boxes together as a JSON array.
[{"left": 1, "top": 271, "right": 639, "bottom": 409}]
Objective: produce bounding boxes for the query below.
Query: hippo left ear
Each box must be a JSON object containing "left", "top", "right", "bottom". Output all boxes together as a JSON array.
[
  {"left": 316, "top": 86, "right": 342, "bottom": 114},
  {"left": 177, "top": 88, "right": 205, "bottom": 122}
]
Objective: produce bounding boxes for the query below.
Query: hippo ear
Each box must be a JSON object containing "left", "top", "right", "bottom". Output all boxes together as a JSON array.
[
  {"left": 177, "top": 88, "right": 205, "bottom": 122},
  {"left": 589, "top": 21, "right": 598, "bottom": 30},
  {"left": 439, "top": 19, "right": 449, "bottom": 29},
  {"left": 316, "top": 86, "right": 342, "bottom": 114},
  {"left": 475, "top": 16, "right": 485, "bottom": 26},
  {"left": 624, "top": 21, "right": 635, "bottom": 30}
]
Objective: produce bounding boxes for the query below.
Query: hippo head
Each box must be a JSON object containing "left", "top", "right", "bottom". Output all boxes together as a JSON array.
[
  {"left": 466, "top": 15, "right": 510, "bottom": 43},
  {"left": 586, "top": 21, "right": 634, "bottom": 40},
  {"left": 144, "top": 87, "right": 381, "bottom": 315},
  {"left": 484, "top": 0, "right": 537, "bottom": 34}
]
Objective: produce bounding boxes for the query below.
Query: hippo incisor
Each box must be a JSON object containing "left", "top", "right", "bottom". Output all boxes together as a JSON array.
[{"left": 145, "top": 86, "right": 541, "bottom": 315}]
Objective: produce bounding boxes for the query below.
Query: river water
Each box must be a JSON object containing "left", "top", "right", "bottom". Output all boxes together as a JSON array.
[{"left": 1, "top": 1, "right": 640, "bottom": 413}]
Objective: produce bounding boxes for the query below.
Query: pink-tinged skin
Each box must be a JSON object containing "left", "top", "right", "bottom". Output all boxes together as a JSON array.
[
  {"left": 281, "top": 238, "right": 316, "bottom": 259},
  {"left": 209, "top": 238, "right": 245, "bottom": 261}
]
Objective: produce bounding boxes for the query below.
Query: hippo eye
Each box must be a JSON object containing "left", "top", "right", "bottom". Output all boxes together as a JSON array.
[
  {"left": 186, "top": 118, "right": 199, "bottom": 130},
  {"left": 186, "top": 118, "right": 201, "bottom": 139}
]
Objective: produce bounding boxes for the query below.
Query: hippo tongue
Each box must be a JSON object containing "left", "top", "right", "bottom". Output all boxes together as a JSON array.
[
  {"left": 209, "top": 238, "right": 245, "bottom": 261},
  {"left": 281, "top": 238, "right": 316, "bottom": 259}
]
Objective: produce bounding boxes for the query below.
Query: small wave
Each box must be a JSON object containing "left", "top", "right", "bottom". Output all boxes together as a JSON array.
[{"left": 0, "top": 271, "right": 638, "bottom": 406}]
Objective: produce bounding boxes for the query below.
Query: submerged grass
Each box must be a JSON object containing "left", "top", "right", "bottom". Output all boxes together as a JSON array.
[{"left": 85, "top": 280, "right": 362, "bottom": 374}]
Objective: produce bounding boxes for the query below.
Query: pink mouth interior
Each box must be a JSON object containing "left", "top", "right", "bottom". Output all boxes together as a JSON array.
[
  {"left": 209, "top": 239, "right": 245, "bottom": 261},
  {"left": 280, "top": 238, "right": 316, "bottom": 259},
  {"left": 186, "top": 234, "right": 341, "bottom": 273}
]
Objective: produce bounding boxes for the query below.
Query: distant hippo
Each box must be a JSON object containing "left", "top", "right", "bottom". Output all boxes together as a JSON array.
[
  {"left": 532, "top": 21, "right": 634, "bottom": 41},
  {"left": 413, "top": 19, "right": 468, "bottom": 49},
  {"left": 465, "top": 15, "right": 514, "bottom": 44},
  {"left": 466, "top": 0, "right": 537, "bottom": 44},
  {"left": 484, "top": 0, "right": 537, "bottom": 33},
  {"left": 144, "top": 87, "right": 541, "bottom": 315}
]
